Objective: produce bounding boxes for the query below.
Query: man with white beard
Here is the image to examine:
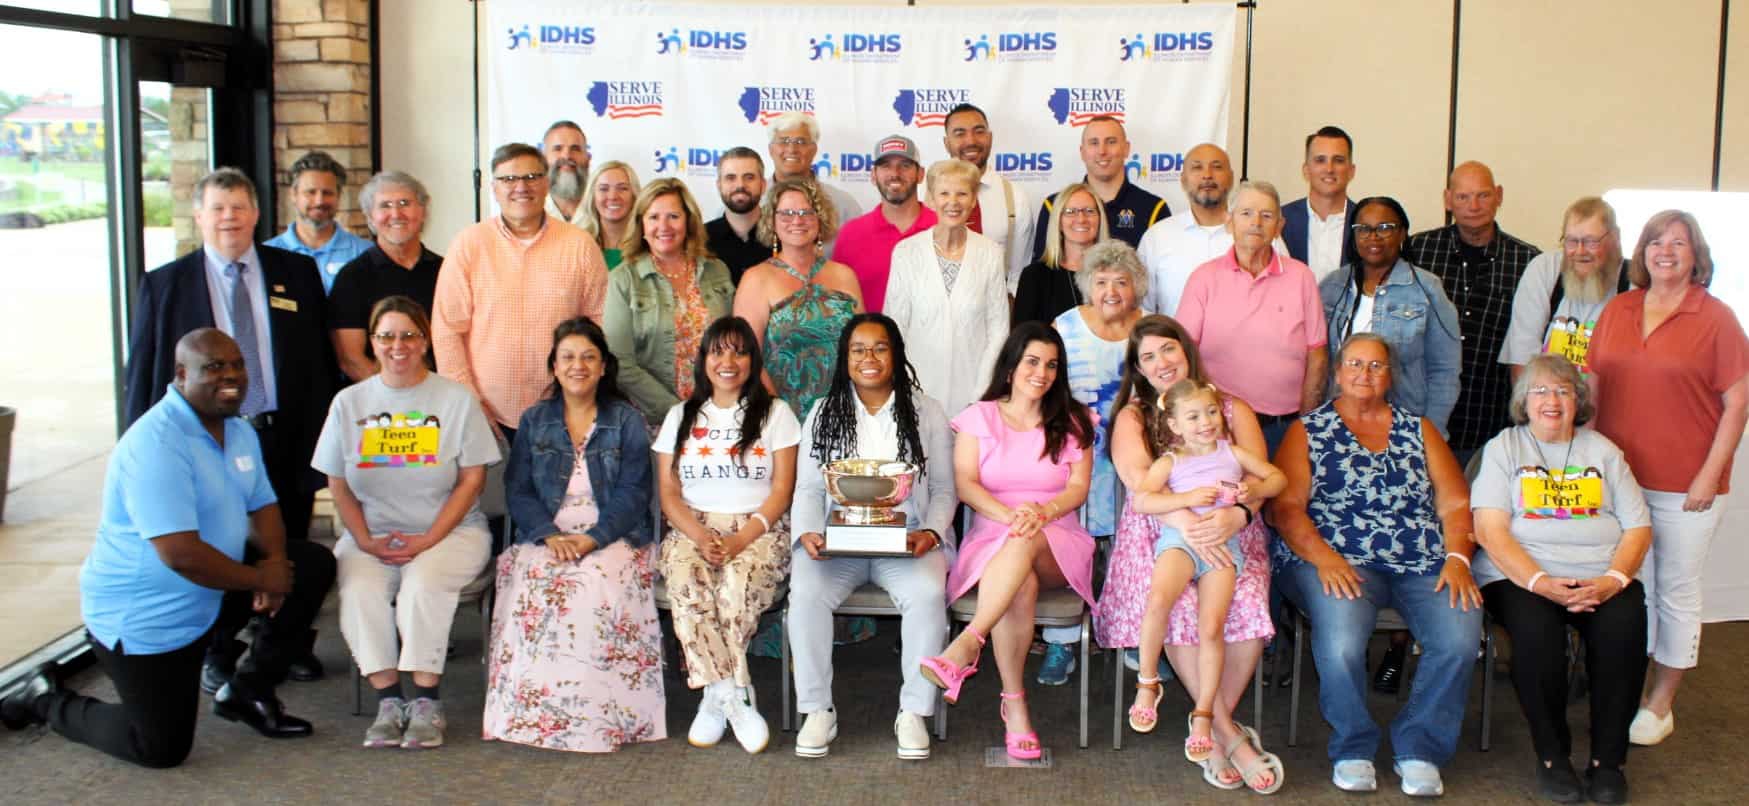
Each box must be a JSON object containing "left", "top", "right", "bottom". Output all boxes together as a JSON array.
[
  {"left": 542, "top": 121, "right": 592, "bottom": 225},
  {"left": 1499, "top": 196, "right": 1630, "bottom": 382}
]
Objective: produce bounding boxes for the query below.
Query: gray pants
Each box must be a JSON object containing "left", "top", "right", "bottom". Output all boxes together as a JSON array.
[{"left": 786, "top": 548, "right": 950, "bottom": 716}]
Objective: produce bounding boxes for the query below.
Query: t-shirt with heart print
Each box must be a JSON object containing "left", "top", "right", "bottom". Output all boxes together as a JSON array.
[{"left": 654, "top": 397, "right": 802, "bottom": 514}]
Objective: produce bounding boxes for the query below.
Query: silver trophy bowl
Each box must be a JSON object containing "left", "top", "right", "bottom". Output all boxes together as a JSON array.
[{"left": 824, "top": 458, "right": 918, "bottom": 525}]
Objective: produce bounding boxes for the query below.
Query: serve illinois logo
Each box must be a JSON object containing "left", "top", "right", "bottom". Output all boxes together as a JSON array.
[
  {"left": 587, "top": 81, "right": 664, "bottom": 120},
  {"left": 1047, "top": 87, "right": 1126, "bottom": 127},
  {"left": 737, "top": 86, "right": 817, "bottom": 124},
  {"left": 504, "top": 22, "right": 596, "bottom": 55},
  {"left": 893, "top": 88, "right": 971, "bottom": 128}
]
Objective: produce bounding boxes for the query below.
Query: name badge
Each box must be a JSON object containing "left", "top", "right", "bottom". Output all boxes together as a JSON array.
[
  {"left": 327, "top": 261, "right": 344, "bottom": 275},
  {"left": 235, "top": 455, "right": 255, "bottom": 472},
  {"left": 269, "top": 296, "right": 298, "bottom": 312},
  {"left": 1518, "top": 467, "right": 1603, "bottom": 519}
]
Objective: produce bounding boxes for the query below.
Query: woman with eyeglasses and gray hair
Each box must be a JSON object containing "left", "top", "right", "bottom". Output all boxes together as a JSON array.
[
  {"left": 1317, "top": 196, "right": 1462, "bottom": 436},
  {"left": 1472, "top": 353, "right": 1650, "bottom": 804}
]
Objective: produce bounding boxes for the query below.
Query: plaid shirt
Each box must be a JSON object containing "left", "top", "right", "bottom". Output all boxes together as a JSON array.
[{"left": 1401, "top": 223, "right": 1541, "bottom": 454}]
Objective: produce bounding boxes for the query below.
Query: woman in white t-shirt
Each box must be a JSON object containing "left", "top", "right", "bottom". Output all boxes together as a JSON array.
[
  {"left": 312, "top": 296, "right": 501, "bottom": 750},
  {"left": 655, "top": 315, "right": 801, "bottom": 755}
]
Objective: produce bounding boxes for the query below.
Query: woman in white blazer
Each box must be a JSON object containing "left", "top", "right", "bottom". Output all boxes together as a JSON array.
[{"left": 886, "top": 158, "right": 1010, "bottom": 418}]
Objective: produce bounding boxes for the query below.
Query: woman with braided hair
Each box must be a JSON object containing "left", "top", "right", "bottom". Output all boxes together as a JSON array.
[{"left": 787, "top": 313, "right": 957, "bottom": 761}]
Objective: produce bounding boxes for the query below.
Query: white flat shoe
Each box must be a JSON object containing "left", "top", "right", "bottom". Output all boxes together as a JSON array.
[
  {"left": 1333, "top": 759, "right": 1378, "bottom": 792},
  {"left": 1394, "top": 759, "right": 1445, "bottom": 797},
  {"left": 1628, "top": 707, "right": 1673, "bottom": 746}
]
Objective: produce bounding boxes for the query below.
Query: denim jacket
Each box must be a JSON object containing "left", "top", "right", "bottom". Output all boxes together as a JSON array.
[
  {"left": 505, "top": 395, "right": 654, "bottom": 548},
  {"left": 603, "top": 254, "right": 736, "bottom": 426},
  {"left": 1319, "top": 258, "right": 1463, "bottom": 435}
]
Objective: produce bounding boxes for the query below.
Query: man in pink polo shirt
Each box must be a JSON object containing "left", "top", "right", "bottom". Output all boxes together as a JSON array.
[
  {"left": 834, "top": 134, "right": 936, "bottom": 313},
  {"left": 1176, "top": 180, "right": 1328, "bottom": 454}
]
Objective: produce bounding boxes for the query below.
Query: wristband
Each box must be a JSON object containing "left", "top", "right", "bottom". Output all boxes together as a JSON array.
[
  {"left": 1605, "top": 569, "right": 1631, "bottom": 588},
  {"left": 1526, "top": 571, "right": 1547, "bottom": 593},
  {"left": 1236, "top": 502, "right": 1255, "bottom": 525},
  {"left": 748, "top": 512, "right": 771, "bottom": 535},
  {"left": 1445, "top": 552, "right": 1471, "bottom": 569}
]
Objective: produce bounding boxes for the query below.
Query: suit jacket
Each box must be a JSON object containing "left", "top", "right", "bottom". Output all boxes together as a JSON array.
[
  {"left": 123, "top": 245, "right": 336, "bottom": 471},
  {"left": 1282, "top": 197, "right": 1357, "bottom": 269}
]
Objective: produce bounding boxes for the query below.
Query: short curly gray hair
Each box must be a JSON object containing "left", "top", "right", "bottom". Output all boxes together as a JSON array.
[
  {"left": 1075, "top": 240, "right": 1149, "bottom": 305},
  {"left": 1509, "top": 354, "right": 1595, "bottom": 426}
]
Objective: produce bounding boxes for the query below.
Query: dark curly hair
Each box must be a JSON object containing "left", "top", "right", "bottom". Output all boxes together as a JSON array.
[
  {"left": 670, "top": 316, "right": 774, "bottom": 470},
  {"left": 978, "top": 321, "right": 1094, "bottom": 463},
  {"left": 807, "top": 313, "right": 928, "bottom": 472},
  {"left": 544, "top": 317, "right": 626, "bottom": 403}
]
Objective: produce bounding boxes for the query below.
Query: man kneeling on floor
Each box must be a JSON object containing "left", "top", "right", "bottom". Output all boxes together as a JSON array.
[{"left": 1, "top": 329, "right": 336, "bottom": 768}]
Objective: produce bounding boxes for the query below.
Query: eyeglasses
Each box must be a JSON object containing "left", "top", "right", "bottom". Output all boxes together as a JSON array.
[
  {"left": 848, "top": 344, "right": 891, "bottom": 360},
  {"left": 371, "top": 330, "right": 425, "bottom": 344},
  {"left": 492, "top": 172, "right": 545, "bottom": 186},
  {"left": 1528, "top": 385, "right": 1576, "bottom": 399},
  {"left": 1341, "top": 358, "right": 1389, "bottom": 374},
  {"left": 1061, "top": 207, "right": 1100, "bottom": 218},
  {"left": 775, "top": 208, "right": 818, "bottom": 219},
  {"left": 373, "top": 198, "right": 419, "bottom": 212},
  {"left": 773, "top": 137, "right": 814, "bottom": 148},
  {"left": 1351, "top": 223, "right": 1402, "bottom": 238},
  {"left": 1562, "top": 236, "right": 1606, "bottom": 250}
]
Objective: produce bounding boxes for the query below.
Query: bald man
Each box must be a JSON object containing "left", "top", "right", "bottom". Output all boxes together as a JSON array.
[
  {"left": 1, "top": 330, "right": 336, "bottom": 766},
  {"left": 1136, "top": 143, "right": 1242, "bottom": 314},
  {"left": 1402, "top": 161, "right": 1541, "bottom": 461}
]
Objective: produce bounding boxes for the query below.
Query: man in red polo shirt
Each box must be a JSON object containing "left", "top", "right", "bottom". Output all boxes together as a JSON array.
[{"left": 834, "top": 134, "right": 936, "bottom": 313}]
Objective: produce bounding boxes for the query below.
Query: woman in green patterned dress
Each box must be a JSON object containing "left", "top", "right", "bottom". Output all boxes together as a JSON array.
[{"left": 732, "top": 178, "right": 864, "bottom": 420}]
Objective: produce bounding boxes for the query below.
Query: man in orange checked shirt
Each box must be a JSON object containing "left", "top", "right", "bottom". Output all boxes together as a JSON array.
[{"left": 432, "top": 142, "right": 608, "bottom": 483}]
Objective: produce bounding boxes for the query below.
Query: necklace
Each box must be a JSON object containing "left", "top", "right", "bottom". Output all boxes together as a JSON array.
[{"left": 1524, "top": 426, "right": 1575, "bottom": 478}]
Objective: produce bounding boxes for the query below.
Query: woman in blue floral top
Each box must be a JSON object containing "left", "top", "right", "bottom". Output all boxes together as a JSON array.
[{"left": 1267, "top": 332, "right": 1482, "bottom": 797}]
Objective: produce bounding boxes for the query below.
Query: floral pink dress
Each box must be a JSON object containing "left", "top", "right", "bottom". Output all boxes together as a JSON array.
[
  {"left": 1092, "top": 399, "right": 1275, "bottom": 648},
  {"left": 483, "top": 439, "right": 667, "bottom": 752},
  {"left": 947, "top": 401, "right": 1097, "bottom": 605}
]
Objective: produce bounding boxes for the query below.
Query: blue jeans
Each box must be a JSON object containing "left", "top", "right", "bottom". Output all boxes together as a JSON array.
[{"left": 1277, "top": 561, "right": 1481, "bottom": 766}]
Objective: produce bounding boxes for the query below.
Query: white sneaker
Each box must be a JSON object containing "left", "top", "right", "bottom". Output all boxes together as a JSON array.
[
  {"left": 722, "top": 685, "right": 769, "bottom": 754},
  {"left": 1628, "top": 707, "right": 1673, "bottom": 746},
  {"left": 894, "top": 710, "right": 930, "bottom": 760},
  {"left": 795, "top": 709, "right": 837, "bottom": 758},
  {"left": 687, "top": 682, "right": 728, "bottom": 748},
  {"left": 1394, "top": 759, "right": 1445, "bottom": 797},
  {"left": 1332, "top": 759, "right": 1378, "bottom": 792}
]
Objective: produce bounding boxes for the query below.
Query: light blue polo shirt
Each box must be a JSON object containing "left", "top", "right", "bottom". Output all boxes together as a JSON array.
[
  {"left": 265, "top": 223, "right": 373, "bottom": 294},
  {"left": 80, "top": 385, "right": 277, "bottom": 654}
]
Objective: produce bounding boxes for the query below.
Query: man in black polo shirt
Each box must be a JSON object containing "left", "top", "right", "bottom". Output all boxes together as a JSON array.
[
  {"left": 1030, "top": 115, "right": 1170, "bottom": 260},
  {"left": 329, "top": 170, "right": 444, "bottom": 382},
  {"left": 1402, "top": 160, "right": 1541, "bottom": 464},
  {"left": 704, "top": 147, "right": 770, "bottom": 285}
]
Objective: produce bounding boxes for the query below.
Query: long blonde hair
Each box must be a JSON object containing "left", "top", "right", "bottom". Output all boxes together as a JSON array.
[{"left": 577, "top": 161, "right": 643, "bottom": 244}]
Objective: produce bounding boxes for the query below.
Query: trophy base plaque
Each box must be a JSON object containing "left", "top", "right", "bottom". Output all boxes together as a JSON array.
[{"left": 823, "top": 511, "right": 911, "bottom": 557}]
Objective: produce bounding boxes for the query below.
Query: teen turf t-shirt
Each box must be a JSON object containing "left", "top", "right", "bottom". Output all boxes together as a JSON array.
[{"left": 655, "top": 397, "right": 801, "bottom": 514}]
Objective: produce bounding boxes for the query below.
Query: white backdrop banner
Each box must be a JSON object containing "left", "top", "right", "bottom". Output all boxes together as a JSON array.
[{"left": 486, "top": 1, "right": 1235, "bottom": 219}]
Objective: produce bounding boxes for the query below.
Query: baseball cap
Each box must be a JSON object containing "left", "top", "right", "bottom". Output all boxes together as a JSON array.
[{"left": 872, "top": 134, "right": 920, "bottom": 166}]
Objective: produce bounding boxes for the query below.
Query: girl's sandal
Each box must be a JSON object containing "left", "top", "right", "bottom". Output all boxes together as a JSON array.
[
  {"left": 1184, "top": 710, "right": 1216, "bottom": 763},
  {"left": 1127, "top": 676, "right": 1164, "bottom": 733}
]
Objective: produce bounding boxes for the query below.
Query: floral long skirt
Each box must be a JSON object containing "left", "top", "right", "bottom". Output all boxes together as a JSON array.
[{"left": 482, "top": 540, "right": 667, "bottom": 752}]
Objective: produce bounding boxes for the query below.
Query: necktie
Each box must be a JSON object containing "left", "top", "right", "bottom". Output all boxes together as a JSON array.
[{"left": 224, "top": 262, "right": 268, "bottom": 416}]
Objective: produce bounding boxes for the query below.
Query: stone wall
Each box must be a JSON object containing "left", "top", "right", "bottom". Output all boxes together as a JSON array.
[{"left": 271, "top": 0, "right": 373, "bottom": 234}]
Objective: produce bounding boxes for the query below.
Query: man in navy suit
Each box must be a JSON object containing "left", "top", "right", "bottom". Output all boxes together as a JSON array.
[
  {"left": 1281, "top": 125, "right": 1358, "bottom": 282},
  {"left": 123, "top": 167, "right": 337, "bottom": 693}
]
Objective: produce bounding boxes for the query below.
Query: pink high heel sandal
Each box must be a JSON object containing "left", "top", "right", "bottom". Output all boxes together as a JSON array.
[
  {"left": 1000, "top": 691, "right": 1042, "bottom": 761},
  {"left": 919, "top": 626, "right": 985, "bottom": 705}
]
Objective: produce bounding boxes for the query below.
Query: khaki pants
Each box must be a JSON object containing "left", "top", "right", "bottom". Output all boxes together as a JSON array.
[{"left": 658, "top": 510, "right": 790, "bottom": 689}]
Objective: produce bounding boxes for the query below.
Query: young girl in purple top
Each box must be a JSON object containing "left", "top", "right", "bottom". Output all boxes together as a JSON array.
[{"left": 1128, "top": 381, "right": 1284, "bottom": 781}]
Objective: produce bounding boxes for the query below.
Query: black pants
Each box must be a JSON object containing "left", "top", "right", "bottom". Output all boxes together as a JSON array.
[
  {"left": 208, "top": 420, "right": 319, "bottom": 663},
  {"left": 1483, "top": 579, "right": 1647, "bottom": 768},
  {"left": 489, "top": 424, "right": 517, "bottom": 554},
  {"left": 44, "top": 539, "right": 335, "bottom": 769}
]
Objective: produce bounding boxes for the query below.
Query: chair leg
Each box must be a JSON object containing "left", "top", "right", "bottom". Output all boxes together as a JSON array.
[
  {"left": 935, "top": 688, "right": 947, "bottom": 741},
  {"left": 780, "top": 606, "right": 793, "bottom": 733},
  {"left": 1078, "top": 614, "right": 1090, "bottom": 749},
  {"left": 1112, "top": 643, "right": 1125, "bottom": 750},
  {"left": 1288, "top": 612, "right": 1305, "bottom": 747},
  {"left": 352, "top": 660, "right": 363, "bottom": 717},
  {"left": 1252, "top": 647, "right": 1264, "bottom": 742},
  {"left": 1480, "top": 621, "right": 1495, "bottom": 751}
]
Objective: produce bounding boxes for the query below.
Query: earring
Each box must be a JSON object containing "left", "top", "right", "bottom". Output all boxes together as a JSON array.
[{"left": 815, "top": 238, "right": 823, "bottom": 252}]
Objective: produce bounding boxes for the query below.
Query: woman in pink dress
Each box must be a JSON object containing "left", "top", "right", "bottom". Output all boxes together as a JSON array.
[
  {"left": 1095, "top": 314, "right": 1277, "bottom": 789},
  {"left": 919, "top": 321, "right": 1097, "bottom": 761}
]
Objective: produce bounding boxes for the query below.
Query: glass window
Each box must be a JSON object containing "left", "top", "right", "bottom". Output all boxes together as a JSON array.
[
  {"left": 131, "top": 0, "right": 230, "bottom": 25},
  {"left": 140, "top": 81, "right": 212, "bottom": 270},
  {"left": 0, "top": 1, "right": 104, "bottom": 16},
  {"left": 0, "top": 22, "right": 115, "bottom": 667}
]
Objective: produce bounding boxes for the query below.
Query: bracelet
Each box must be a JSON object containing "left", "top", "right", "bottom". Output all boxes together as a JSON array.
[
  {"left": 1445, "top": 552, "right": 1471, "bottom": 569},
  {"left": 921, "top": 530, "right": 940, "bottom": 550},
  {"left": 1605, "top": 569, "right": 1631, "bottom": 588},
  {"left": 1526, "top": 571, "right": 1547, "bottom": 592},
  {"left": 748, "top": 512, "right": 771, "bottom": 535},
  {"left": 1236, "top": 502, "right": 1255, "bottom": 526}
]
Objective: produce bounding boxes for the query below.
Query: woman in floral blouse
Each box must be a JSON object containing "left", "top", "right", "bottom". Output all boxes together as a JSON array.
[{"left": 484, "top": 318, "right": 664, "bottom": 752}]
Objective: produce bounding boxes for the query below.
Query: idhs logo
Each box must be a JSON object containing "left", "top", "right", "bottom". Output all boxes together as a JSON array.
[
  {"left": 1125, "top": 152, "right": 1183, "bottom": 181},
  {"left": 653, "top": 147, "right": 681, "bottom": 175},
  {"left": 510, "top": 23, "right": 595, "bottom": 55},
  {"left": 965, "top": 32, "right": 1058, "bottom": 63},
  {"left": 1120, "top": 31, "right": 1217, "bottom": 62},
  {"left": 993, "top": 151, "right": 1054, "bottom": 183},
  {"left": 809, "top": 33, "right": 901, "bottom": 63},
  {"left": 660, "top": 28, "right": 748, "bottom": 60}
]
